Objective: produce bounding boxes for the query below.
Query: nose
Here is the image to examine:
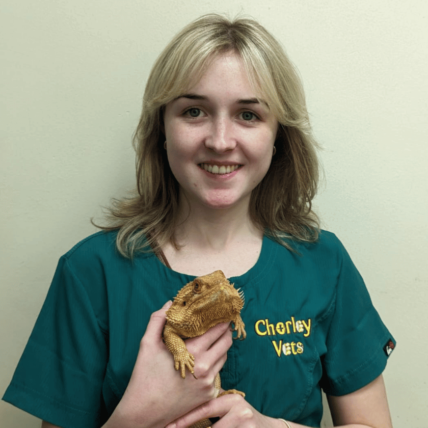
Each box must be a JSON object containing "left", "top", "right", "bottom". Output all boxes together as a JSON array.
[{"left": 204, "top": 116, "right": 236, "bottom": 153}]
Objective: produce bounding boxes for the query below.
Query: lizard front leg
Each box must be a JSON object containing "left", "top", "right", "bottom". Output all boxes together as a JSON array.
[{"left": 163, "top": 324, "right": 195, "bottom": 378}]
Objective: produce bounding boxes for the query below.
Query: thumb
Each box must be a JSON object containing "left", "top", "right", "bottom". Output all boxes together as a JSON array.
[
  {"left": 162, "top": 300, "right": 173, "bottom": 310},
  {"left": 144, "top": 300, "right": 173, "bottom": 340}
]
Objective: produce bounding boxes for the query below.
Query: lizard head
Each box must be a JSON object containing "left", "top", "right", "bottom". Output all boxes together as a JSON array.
[{"left": 165, "top": 270, "right": 245, "bottom": 338}]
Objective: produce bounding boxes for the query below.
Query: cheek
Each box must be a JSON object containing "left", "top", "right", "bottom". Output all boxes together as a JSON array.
[
  {"left": 166, "top": 140, "right": 194, "bottom": 171},
  {"left": 166, "top": 142, "right": 197, "bottom": 188},
  {"left": 166, "top": 149, "right": 184, "bottom": 181},
  {"left": 165, "top": 124, "right": 199, "bottom": 158},
  {"left": 251, "top": 131, "right": 276, "bottom": 161},
  {"left": 250, "top": 134, "right": 276, "bottom": 180},
  {"left": 255, "top": 156, "right": 274, "bottom": 184}
]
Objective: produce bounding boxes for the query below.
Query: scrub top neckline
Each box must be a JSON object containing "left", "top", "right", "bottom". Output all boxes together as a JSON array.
[{"left": 152, "top": 234, "right": 278, "bottom": 289}]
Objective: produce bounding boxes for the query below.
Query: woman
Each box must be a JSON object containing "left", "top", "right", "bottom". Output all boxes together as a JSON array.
[{"left": 3, "top": 14, "right": 395, "bottom": 428}]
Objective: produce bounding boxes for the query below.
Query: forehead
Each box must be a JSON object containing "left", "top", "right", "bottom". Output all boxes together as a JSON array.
[{"left": 182, "top": 52, "right": 265, "bottom": 100}]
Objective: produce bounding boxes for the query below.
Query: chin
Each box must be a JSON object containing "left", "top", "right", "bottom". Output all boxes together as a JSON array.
[
  {"left": 205, "top": 202, "right": 235, "bottom": 210},
  {"left": 202, "top": 192, "right": 248, "bottom": 210}
]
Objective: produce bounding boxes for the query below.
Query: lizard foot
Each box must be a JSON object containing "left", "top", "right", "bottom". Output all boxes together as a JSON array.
[
  {"left": 218, "top": 389, "right": 246, "bottom": 398},
  {"left": 232, "top": 317, "right": 246, "bottom": 340},
  {"left": 173, "top": 350, "right": 195, "bottom": 378},
  {"left": 188, "top": 419, "right": 212, "bottom": 428}
]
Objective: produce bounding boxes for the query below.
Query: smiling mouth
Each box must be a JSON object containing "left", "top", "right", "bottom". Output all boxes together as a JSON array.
[{"left": 199, "top": 164, "right": 242, "bottom": 175}]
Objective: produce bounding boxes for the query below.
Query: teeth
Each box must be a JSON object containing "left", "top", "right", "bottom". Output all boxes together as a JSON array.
[{"left": 200, "top": 164, "right": 240, "bottom": 175}]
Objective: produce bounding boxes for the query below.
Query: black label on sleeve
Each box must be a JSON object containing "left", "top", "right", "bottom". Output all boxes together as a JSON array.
[{"left": 384, "top": 339, "right": 395, "bottom": 357}]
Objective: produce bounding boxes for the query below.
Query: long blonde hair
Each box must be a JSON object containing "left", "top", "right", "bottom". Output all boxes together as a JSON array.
[{"left": 96, "top": 14, "right": 320, "bottom": 257}]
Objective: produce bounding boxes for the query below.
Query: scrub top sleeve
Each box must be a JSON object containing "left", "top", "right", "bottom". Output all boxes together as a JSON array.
[
  {"left": 320, "top": 242, "right": 395, "bottom": 396},
  {"left": 3, "top": 256, "right": 109, "bottom": 428}
]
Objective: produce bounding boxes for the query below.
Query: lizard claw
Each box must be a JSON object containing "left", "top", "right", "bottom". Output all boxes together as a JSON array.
[
  {"left": 232, "top": 317, "right": 246, "bottom": 340},
  {"left": 174, "top": 350, "right": 195, "bottom": 378}
]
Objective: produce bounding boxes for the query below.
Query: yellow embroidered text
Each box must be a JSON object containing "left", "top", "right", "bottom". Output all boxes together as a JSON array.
[
  {"left": 271, "top": 340, "right": 304, "bottom": 357},
  {"left": 254, "top": 318, "right": 311, "bottom": 337}
]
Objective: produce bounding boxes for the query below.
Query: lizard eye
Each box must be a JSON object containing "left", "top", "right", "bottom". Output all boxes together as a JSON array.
[
  {"left": 193, "top": 280, "right": 202, "bottom": 294},
  {"left": 182, "top": 301, "right": 186, "bottom": 306}
]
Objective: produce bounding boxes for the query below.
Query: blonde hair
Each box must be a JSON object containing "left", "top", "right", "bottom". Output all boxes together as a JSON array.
[{"left": 96, "top": 13, "right": 320, "bottom": 257}]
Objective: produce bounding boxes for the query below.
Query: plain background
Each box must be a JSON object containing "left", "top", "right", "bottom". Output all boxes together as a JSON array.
[{"left": 1, "top": 0, "right": 427, "bottom": 426}]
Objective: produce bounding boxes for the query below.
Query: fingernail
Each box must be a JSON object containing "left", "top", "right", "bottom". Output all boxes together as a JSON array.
[
  {"left": 163, "top": 300, "right": 173, "bottom": 309},
  {"left": 166, "top": 424, "right": 176, "bottom": 428}
]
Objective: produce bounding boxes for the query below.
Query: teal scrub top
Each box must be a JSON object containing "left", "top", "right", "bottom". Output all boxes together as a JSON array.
[{"left": 3, "top": 230, "right": 395, "bottom": 427}]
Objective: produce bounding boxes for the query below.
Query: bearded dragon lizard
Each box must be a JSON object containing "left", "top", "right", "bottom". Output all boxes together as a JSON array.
[{"left": 164, "top": 270, "right": 246, "bottom": 428}]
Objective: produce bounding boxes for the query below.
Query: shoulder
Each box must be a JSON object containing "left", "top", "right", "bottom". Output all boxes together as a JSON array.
[
  {"left": 53, "top": 231, "right": 158, "bottom": 327},
  {"left": 58, "top": 230, "right": 156, "bottom": 296},
  {"left": 64, "top": 230, "right": 120, "bottom": 261},
  {"left": 62, "top": 230, "right": 154, "bottom": 268},
  {"left": 313, "top": 229, "right": 349, "bottom": 262},
  {"left": 272, "top": 230, "right": 358, "bottom": 303},
  {"left": 277, "top": 229, "right": 349, "bottom": 265},
  {"left": 58, "top": 231, "right": 119, "bottom": 280}
]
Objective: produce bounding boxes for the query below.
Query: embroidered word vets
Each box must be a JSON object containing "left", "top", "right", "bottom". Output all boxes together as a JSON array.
[
  {"left": 254, "top": 317, "right": 312, "bottom": 358},
  {"left": 271, "top": 340, "right": 304, "bottom": 357}
]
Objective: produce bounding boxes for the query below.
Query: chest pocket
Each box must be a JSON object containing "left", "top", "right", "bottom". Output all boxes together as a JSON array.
[{"left": 220, "top": 311, "right": 322, "bottom": 422}]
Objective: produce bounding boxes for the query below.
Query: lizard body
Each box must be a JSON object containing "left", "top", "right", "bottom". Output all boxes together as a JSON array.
[{"left": 164, "top": 270, "right": 246, "bottom": 428}]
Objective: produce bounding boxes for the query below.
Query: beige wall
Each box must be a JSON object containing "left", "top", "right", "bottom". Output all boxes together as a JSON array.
[{"left": 1, "top": 0, "right": 427, "bottom": 426}]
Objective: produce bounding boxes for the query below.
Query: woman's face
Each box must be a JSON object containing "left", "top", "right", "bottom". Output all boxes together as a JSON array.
[{"left": 163, "top": 52, "right": 278, "bottom": 212}]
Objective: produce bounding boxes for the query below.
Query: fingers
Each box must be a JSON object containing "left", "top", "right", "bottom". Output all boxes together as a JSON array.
[
  {"left": 208, "top": 325, "right": 233, "bottom": 355},
  {"left": 186, "top": 324, "right": 232, "bottom": 380},
  {"left": 199, "top": 325, "right": 232, "bottom": 373},
  {"left": 166, "top": 394, "right": 250, "bottom": 428},
  {"left": 207, "top": 332, "right": 232, "bottom": 373},
  {"left": 142, "top": 301, "right": 172, "bottom": 342},
  {"left": 187, "top": 322, "right": 231, "bottom": 352}
]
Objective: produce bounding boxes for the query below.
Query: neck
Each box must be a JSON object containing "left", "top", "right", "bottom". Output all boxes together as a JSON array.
[{"left": 174, "top": 194, "right": 262, "bottom": 251}]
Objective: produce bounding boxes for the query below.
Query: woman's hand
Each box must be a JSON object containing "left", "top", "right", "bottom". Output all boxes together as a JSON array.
[
  {"left": 103, "top": 301, "right": 233, "bottom": 428},
  {"left": 165, "top": 375, "right": 394, "bottom": 428},
  {"left": 166, "top": 393, "right": 286, "bottom": 428}
]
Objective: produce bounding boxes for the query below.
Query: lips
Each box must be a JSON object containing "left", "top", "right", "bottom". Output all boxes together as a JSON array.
[{"left": 199, "top": 163, "right": 241, "bottom": 175}]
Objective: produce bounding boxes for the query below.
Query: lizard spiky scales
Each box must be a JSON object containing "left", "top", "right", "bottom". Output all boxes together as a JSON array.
[{"left": 164, "top": 270, "right": 246, "bottom": 428}]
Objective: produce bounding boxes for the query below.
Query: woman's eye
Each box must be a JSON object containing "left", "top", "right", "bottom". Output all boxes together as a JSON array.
[
  {"left": 185, "top": 108, "right": 202, "bottom": 118},
  {"left": 241, "top": 111, "right": 257, "bottom": 121}
]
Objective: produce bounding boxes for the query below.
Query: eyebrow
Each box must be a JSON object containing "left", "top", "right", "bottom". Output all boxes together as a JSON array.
[{"left": 175, "top": 93, "right": 268, "bottom": 107}]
